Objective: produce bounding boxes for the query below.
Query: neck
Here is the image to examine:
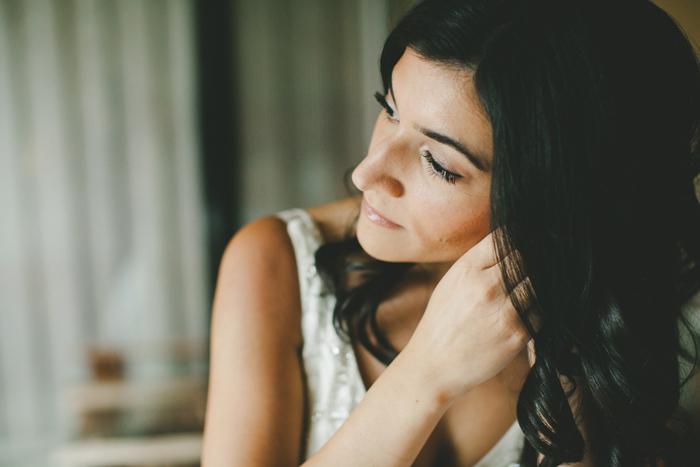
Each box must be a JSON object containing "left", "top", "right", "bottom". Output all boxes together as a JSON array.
[{"left": 413, "top": 261, "right": 454, "bottom": 289}]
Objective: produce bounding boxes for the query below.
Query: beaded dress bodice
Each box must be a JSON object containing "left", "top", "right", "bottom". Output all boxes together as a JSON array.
[{"left": 275, "top": 208, "right": 525, "bottom": 465}]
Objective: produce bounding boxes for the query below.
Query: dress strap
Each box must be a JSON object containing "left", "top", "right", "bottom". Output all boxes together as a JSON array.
[
  {"left": 273, "top": 208, "right": 367, "bottom": 458},
  {"left": 274, "top": 208, "right": 325, "bottom": 293}
]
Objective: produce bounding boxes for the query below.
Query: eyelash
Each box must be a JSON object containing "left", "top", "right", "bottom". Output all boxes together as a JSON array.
[
  {"left": 374, "top": 91, "right": 461, "bottom": 185},
  {"left": 374, "top": 92, "right": 398, "bottom": 121},
  {"left": 421, "top": 150, "right": 459, "bottom": 184}
]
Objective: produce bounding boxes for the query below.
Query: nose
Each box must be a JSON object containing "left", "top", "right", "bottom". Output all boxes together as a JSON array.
[{"left": 351, "top": 137, "right": 405, "bottom": 198}]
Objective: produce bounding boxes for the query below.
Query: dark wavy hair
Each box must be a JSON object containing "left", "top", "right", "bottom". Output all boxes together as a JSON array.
[{"left": 315, "top": 0, "right": 700, "bottom": 465}]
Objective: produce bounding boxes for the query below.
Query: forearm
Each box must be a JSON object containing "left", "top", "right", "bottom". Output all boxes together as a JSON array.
[{"left": 302, "top": 345, "right": 455, "bottom": 466}]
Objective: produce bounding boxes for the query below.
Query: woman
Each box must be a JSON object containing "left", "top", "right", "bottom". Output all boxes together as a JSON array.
[{"left": 202, "top": 0, "right": 700, "bottom": 465}]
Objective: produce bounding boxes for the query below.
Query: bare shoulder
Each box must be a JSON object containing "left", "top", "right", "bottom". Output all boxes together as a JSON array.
[
  {"left": 306, "top": 195, "right": 362, "bottom": 244},
  {"left": 212, "top": 196, "right": 360, "bottom": 346},
  {"left": 214, "top": 214, "right": 303, "bottom": 348}
]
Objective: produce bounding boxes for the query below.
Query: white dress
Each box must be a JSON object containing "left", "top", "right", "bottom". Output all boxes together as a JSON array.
[{"left": 275, "top": 208, "right": 525, "bottom": 466}]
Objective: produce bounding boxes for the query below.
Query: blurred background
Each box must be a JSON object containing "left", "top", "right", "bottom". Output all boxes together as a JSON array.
[{"left": 0, "top": 0, "right": 697, "bottom": 466}]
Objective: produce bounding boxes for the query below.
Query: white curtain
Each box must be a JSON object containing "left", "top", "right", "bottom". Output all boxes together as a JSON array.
[
  {"left": 0, "top": 1, "right": 208, "bottom": 464},
  {"left": 233, "top": 0, "right": 409, "bottom": 222}
]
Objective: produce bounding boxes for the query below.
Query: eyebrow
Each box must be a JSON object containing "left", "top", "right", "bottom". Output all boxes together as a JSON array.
[
  {"left": 386, "top": 89, "right": 492, "bottom": 172},
  {"left": 414, "top": 124, "right": 492, "bottom": 172}
]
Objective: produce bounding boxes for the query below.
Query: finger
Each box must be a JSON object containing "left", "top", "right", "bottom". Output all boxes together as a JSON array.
[
  {"left": 457, "top": 227, "right": 513, "bottom": 270},
  {"left": 481, "top": 227, "right": 517, "bottom": 269},
  {"left": 488, "top": 248, "right": 526, "bottom": 285}
]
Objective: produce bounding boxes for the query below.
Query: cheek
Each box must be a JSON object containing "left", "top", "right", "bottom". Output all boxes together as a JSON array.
[{"left": 412, "top": 198, "right": 491, "bottom": 257}]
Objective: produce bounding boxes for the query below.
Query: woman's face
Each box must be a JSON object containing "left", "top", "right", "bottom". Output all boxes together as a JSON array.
[{"left": 352, "top": 49, "right": 494, "bottom": 265}]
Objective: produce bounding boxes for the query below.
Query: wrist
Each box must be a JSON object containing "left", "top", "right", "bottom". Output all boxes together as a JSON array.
[{"left": 394, "top": 343, "right": 465, "bottom": 410}]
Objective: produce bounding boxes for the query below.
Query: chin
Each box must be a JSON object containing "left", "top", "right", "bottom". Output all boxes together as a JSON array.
[{"left": 357, "top": 225, "right": 412, "bottom": 263}]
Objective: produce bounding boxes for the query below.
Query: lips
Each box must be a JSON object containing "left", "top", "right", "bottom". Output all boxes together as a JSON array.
[{"left": 362, "top": 198, "right": 402, "bottom": 228}]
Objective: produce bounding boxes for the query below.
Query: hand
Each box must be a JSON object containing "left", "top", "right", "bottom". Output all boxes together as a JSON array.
[{"left": 403, "top": 230, "right": 533, "bottom": 404}]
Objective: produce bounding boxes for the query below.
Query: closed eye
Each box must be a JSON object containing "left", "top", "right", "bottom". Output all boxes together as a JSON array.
[{"left": 421, "top": 149, "right": 461, "bottom": 185}]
